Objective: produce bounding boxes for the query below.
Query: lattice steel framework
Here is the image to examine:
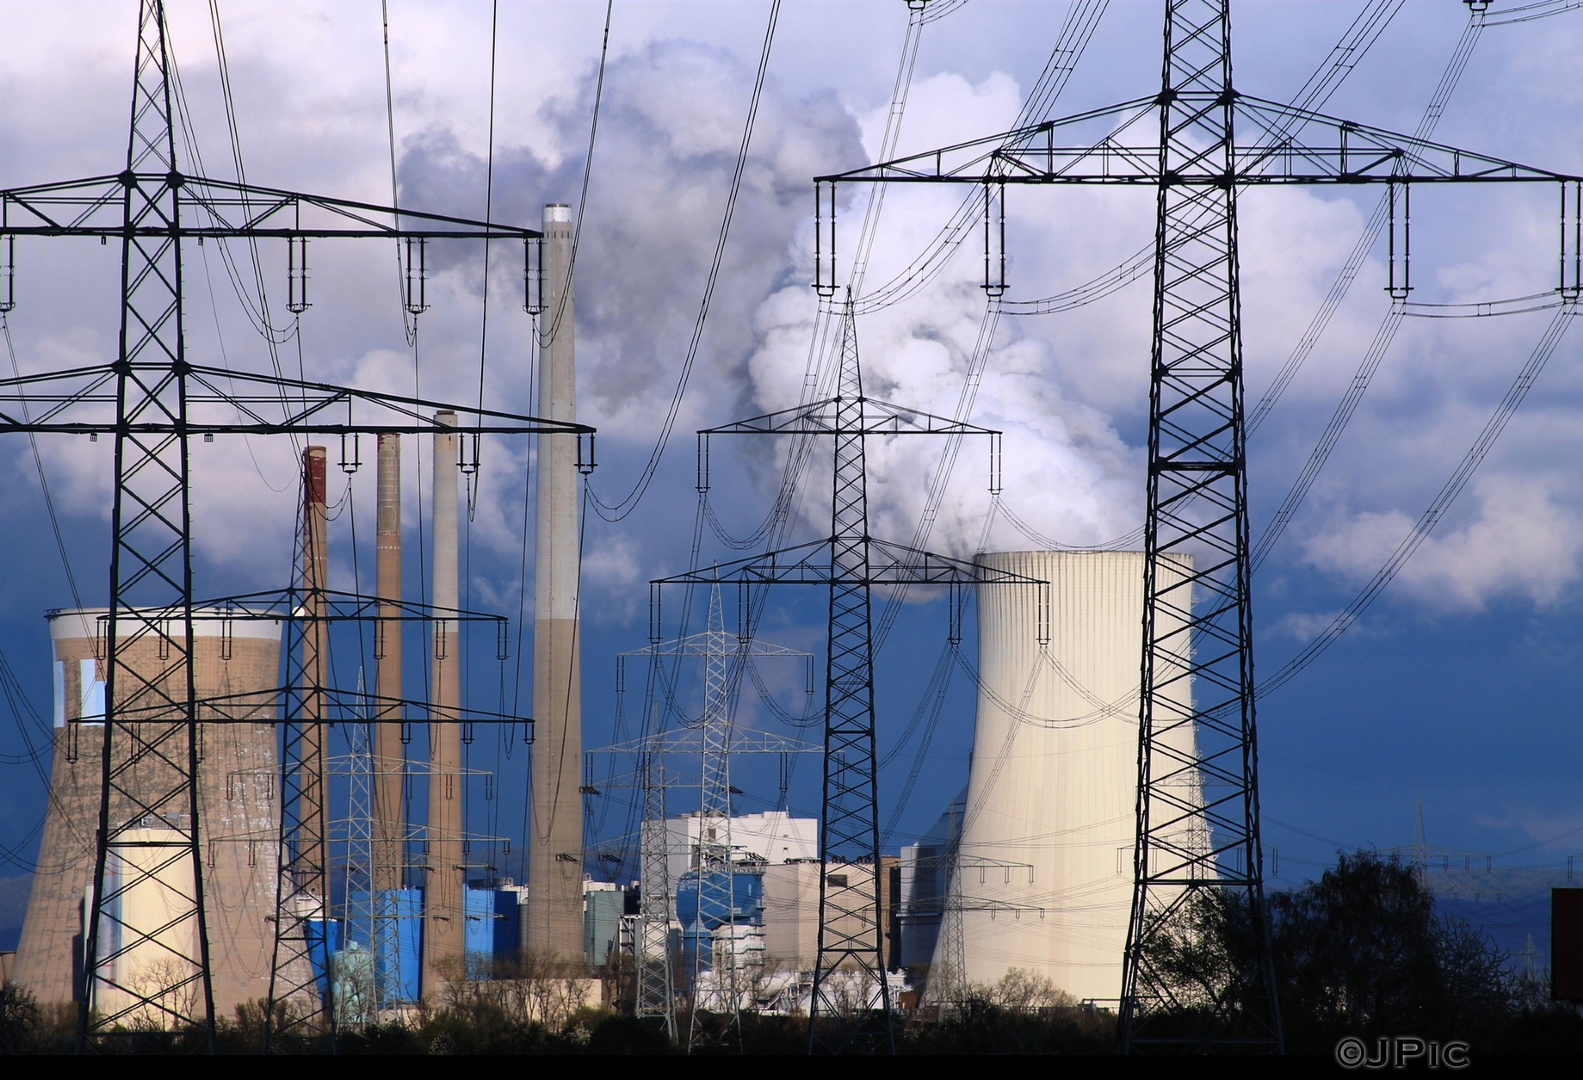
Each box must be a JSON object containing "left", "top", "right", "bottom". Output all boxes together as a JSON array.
[
  {"left": 79, "top": 4, "right": 211, "bottom": 1042},
  {"left": 812, "top": 0, "right": 1581, "bottom": 1054},
  {"left": 1130, "top": 0, "right": 1272, "bottom": 1051},
  {"left": 689, "top": 586, "right": 739, "bottom": 1049},
  {"left": 0, "top": 1, "right": 589, "bottom": 1049},
  {"left": 653, "top": 308, "right": 1044, "bottom": 1054},
  {"left": 265, "top": 448, "right": 335, "bottom": 1049},
  {"left": 601, "top": 612, "right": 815, "bottom": 1049},
  {"left": 635, "top": 744, "right": 677, "bottom": 1040}
]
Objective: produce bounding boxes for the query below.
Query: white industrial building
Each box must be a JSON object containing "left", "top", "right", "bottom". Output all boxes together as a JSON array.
[
  {"left": 934, "top": 550, "right": 1203, "bottom": 1003},
  {"left": 643, "top": 810, "right": 818, "bottom": 890}
]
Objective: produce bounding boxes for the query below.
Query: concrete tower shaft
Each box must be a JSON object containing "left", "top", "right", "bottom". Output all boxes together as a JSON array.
[
  {"left": 423, "top": 411, "right": 465, "bottom": 994},
  {"left": 373, "top": 433, "right": 404, "bottom": 892},
  {"left": 528, "top": 203, "right": 584, "bottom": 963},
  {"left": 299, "top": 446, "right": 330, "bottom": 901}
]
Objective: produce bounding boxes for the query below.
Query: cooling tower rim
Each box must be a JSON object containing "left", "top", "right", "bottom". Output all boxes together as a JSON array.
[
  {"left": 971, "top": 548, "right": 1193, "bottom": 563},
  {"left": 46, "top": 607, "right": 283, "bottom": 642}
]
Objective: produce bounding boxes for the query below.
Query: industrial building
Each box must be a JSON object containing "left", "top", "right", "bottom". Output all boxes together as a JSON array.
[
  {"left": 897, "top": 791, "right": 965, "bottom": 973},
  {"left": 5, "top": 271, "right": 590, "bottom": 1015}
]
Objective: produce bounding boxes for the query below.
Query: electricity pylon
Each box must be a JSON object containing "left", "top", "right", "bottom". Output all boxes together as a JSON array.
[
  {"left": 814, "top": 0, "right": 1581, "bottom": 1053},
  {"left": 595, "top": 596, "right": 817, "bottom": 1050},
  {"left": 651, "top": 306, "right": 1045, "bottom": 1053},
  {"left": 0, "top": 1, "right": 588, "bottom": 1048}
]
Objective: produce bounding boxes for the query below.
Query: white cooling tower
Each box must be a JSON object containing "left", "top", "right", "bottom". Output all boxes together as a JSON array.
[{"left": 934, "top": 550, "right": 1198, "bottom": 1003}]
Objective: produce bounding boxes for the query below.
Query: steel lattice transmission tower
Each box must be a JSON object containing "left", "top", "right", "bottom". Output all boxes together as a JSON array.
[
  {"left": 813, "top": 0, "right": 1580, "bottom": 1053},
  {"left": 688, "top": 585, "right": 741, "bottom": 1050},
  {"left": 1129, "top": 0, "right": 1273, "bottom": 1049},
  {"left": 598, "top": 597, "right": 816, "bottom": 1049},
  {"left": 92, "top": 5, "right": 211, "bottom": 1040},
  {"left": 0, "top": 0, "right": 588, "bottom": 1048},
  {"left": 652, "top": 307, "right": 1043, "bottom": 1053}
]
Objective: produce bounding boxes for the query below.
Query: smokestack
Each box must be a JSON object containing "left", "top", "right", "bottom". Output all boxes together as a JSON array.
[
  {"left": 300, "top": 445, "right": 329, "bottom": 901},
  {"left": 422, "top": 412, "right": 464, "bottom": 995},
  {"left": 527, "top": 203, "right": 584, "bottom": 963},
  {"left": 373, "top": 433, "right": 403, "bottom": 893}
]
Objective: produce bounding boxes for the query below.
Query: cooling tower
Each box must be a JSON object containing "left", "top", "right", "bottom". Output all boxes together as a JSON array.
[
  {"left": 11, "top": 609, "right": 282, "bottom": 1016},
  {"left": 935, "top": 550, "right": 1199, "bottom": 1002}
]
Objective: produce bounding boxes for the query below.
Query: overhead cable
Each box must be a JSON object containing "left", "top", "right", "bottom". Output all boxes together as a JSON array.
[
  {"left": 469, "top": 0, "right": 500, "bottom": 517},
  {"left": 588, "top": 0, "right": 781, "bottom": 523},
  {"left": 1251, "top": 302, "right": 1407, "bottom": 572},
  {"left": 853, "top": 0, "right": 1110, "bottom": 317},
  {"left": 1247, "top": 5, "right": 1485, "bottom": 438},
  {"left": 1486, "top": 0, "right": 1583, "bottom": 25},
  {"left": 1259, "top": 301, "right": 1578, "bottom": 698}
]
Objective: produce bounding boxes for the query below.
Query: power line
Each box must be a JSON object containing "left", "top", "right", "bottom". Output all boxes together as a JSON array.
[
  {"left": 588, "top": 0, "right": 782, "bottom": 523},
  {"left": 1259, "top": 302, "right": 1578, "bottom": 697}
]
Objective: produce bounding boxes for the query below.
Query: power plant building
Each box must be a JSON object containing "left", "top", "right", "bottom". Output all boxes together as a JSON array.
[{"left": 936, "top": 550, "right": 1201, "bottom": 1002}]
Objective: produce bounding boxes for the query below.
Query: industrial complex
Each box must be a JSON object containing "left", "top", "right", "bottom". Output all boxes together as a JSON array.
[{"left": 4, "top": 0, "right": 1583, "bottom": 1058}]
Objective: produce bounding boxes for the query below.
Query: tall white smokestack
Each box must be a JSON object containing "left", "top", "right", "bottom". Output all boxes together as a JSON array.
[
  {"left": 527, "top": 203, "right": 584, "bottom": 963},
  {"left": 423, "top": 411, "right": 464, "bottom": 994}
]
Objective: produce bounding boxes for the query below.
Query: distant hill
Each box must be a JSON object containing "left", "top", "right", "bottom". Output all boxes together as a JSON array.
[{"left": 0, "top": 874, "right": 29, "bottom": 953}]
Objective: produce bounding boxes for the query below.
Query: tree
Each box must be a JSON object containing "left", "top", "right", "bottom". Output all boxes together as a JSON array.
[
  {"left": 1145, "top": 851, "right": 1514, "bottom": 1053},
  {"left": 1270, "top": 851, "right": 1508, "bottom": 1051}
]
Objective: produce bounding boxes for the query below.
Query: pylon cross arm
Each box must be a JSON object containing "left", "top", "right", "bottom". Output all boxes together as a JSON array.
[{"left": 1, "top": 172, "right": 543, "bottom": 239}]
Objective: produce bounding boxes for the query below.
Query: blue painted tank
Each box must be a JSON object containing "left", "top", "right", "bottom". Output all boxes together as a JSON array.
[{"left": 375, "top": 888, "right": 422, "bottom": 1004}]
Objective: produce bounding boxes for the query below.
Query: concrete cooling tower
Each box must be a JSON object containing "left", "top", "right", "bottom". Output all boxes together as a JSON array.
[
  {"left": 934, "top": 550, "right": 1200, "bottom": 1003},
  {"left": 10, "top": 609, "right": 283, "bottom": 1017}
]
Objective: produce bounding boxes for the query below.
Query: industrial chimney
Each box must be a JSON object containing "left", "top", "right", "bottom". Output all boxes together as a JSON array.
[
  {"left": 373, "top": 433, "right": 404, "bottom": 894},
  {"left": 423, "top": 412, "right": 465, "bottom": 994},
  {"left": 527, "top": 203, "right": 584, "bottom": 964}
]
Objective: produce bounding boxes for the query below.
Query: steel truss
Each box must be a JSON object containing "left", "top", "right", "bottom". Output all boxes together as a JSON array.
[
  {"left": 594, "top": 625, "right": 817, "bottom": 1049},
  {"left": 0, "top": 2, "right": 588, "bottom": 1051},
  {"left": 652, "top": 307, "right": 1045, "bottom": 1054},
  {"left": 810, "top": 0, "right": 1582, "bottom": 1055}
]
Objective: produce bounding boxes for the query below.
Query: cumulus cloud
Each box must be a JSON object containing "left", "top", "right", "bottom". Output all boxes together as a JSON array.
[
  {"left": 2, "top": 0, "right": 1579, "bottom": 630},
  {"left": 1300, "top": 472, "right": 1583, "bottom": 612}
]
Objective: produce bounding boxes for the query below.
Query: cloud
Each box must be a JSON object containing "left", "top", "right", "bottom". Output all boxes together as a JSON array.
[
  {"left": 1300, "top": 472, "right": 1583, "bottom": 612},
  {"left": 1270, "top": 610, "right": 1349, "bottom": 644}
]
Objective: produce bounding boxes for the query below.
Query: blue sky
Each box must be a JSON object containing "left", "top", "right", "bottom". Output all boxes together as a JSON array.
[{"left": 2, "top": 0, "right": 1583, "bottom": 907}]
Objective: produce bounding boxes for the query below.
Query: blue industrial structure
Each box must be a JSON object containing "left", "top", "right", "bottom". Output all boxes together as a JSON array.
[
  {"left": 677, "top": 868, "right": 764, "bottom": 981},
  {"left": 464, "top": 887, "right": 520, "bottom": 978}
]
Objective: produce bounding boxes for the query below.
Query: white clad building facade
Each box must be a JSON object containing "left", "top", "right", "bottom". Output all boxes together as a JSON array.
[{"left": 935, "top": 550, "right": 1201, "bottom": 1002}]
